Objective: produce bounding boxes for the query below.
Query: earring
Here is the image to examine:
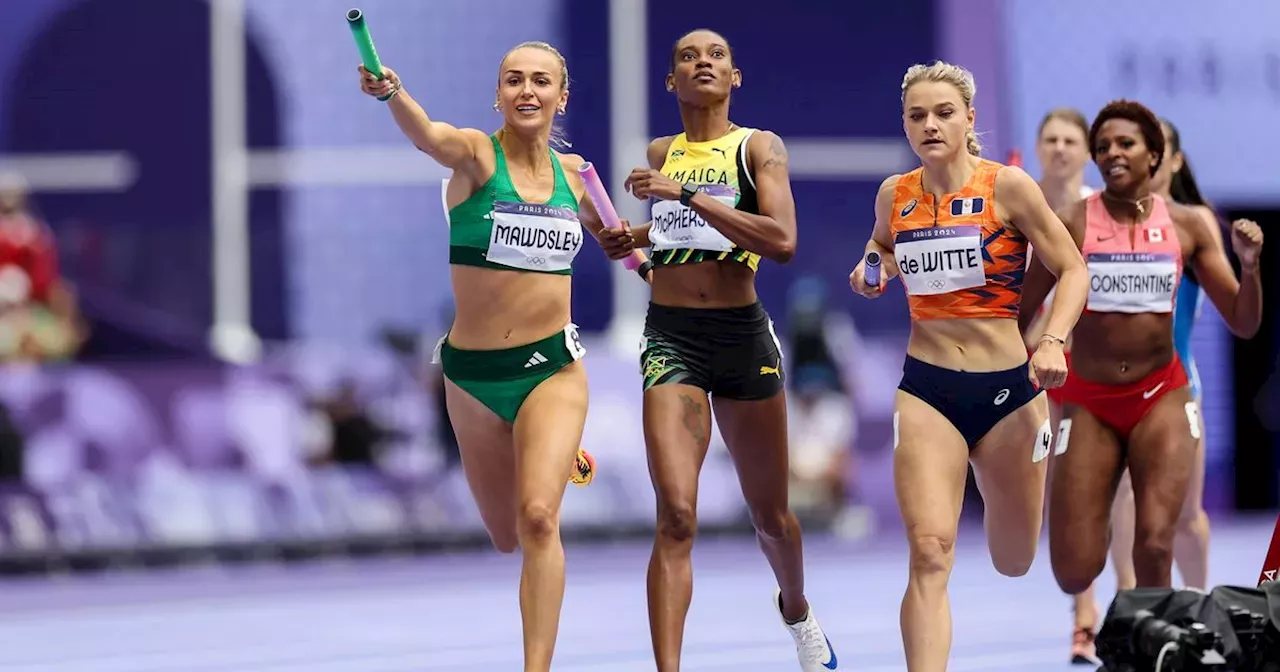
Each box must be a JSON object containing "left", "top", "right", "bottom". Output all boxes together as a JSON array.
[
  {"left": 493, "top": 102, "right": 500, "bottom": 111},
  {"left": 557, "top": 108, "right": 566, "bottom": 116}
]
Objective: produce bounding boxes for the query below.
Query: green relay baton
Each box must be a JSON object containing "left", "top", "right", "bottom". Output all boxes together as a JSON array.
[{"left": 347, "top": 8, "right": 394, "bottom": 101}]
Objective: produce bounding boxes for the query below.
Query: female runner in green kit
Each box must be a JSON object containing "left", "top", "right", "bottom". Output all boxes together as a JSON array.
[{"left": 358, "top": 41, "right": 643, "bottom": 671}]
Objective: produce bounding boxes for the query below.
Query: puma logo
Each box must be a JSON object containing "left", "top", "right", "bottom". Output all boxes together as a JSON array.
[
  {"left": 711, "top": 147, "right": 727, "bottom": 159},
  {"left": 759, "top": 363, "right": 781, "bottom": 378}
]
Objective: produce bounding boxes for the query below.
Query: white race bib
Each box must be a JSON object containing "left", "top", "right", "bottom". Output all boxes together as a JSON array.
[
  {"left": 486, "top": 201, "right": 583, "bottom": 272},
  {"left": 1032, "top": 418, "right": 1052, "bottom": 463},
  {"left": 893, "top": 225, "right": 986, "bottom": 296},
  {"left": 1086, "top": 252, "right": 1177, "bottom": 313},
  {"left": 563, "top": 323, "right": 587, "bottom": 361},
  {"left": 1054, "top": 418, "right": 1071, "bottom": 456},
  {"left": 430, "top": 335, "right": 446, "bottom": 364},
  {"left": 1185, "top": 401, "right": 1202, "bottom": 440},
  {"left": 649, "top": 185, "right": 737, "bottom": 253}
]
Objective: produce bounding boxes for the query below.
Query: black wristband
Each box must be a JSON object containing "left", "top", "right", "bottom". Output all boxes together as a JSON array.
[{"left": 635, "top": 259, "right": 654, "bottom": 279}]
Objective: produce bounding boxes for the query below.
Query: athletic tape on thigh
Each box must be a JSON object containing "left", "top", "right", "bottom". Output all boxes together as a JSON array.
[
  {"left": 1032, "top": 418, "right": 1052, "bottom": 463},
  {"left": 893, "top": 411, "right": 900, "bottom": 450},
  {"left": 1054, "top": 418, "right": 1072, "bottom": 456},
  {"left": 1184, "top": 401, "right": 1202, "bottom": 441}
]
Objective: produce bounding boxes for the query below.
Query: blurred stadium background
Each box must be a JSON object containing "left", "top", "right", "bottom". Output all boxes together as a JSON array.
[{"left": 0, "top": 0, "right": 1276, "bottom": 668}]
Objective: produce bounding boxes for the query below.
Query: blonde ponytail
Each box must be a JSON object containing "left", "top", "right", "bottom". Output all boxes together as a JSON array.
[
  {"left": 965, "top": 129, "right": 982, "bottom": 156},
  {"left": 550, "top": 123, "right": 572, "bottom": 151}
]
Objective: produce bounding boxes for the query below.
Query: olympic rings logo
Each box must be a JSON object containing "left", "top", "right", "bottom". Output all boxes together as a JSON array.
[{"left": 929, "top": 279, "right": 946, "bottom": 291}]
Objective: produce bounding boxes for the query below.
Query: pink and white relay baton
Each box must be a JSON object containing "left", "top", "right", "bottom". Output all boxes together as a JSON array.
[{"left": 578, "top": 161, "right": 645, "bottom": 271}]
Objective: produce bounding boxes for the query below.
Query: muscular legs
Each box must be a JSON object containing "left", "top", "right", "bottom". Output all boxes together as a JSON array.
[
  {"left": 894, "top": 393, "right": 971, "bottom": 672},
  {"left": 444, "top": 365, "right": 588, "bottom": 672},
  {"left": 644, "top": 385, "right": 714, "bottom": 672},
  {"left": 714, "top": 393, "right": 811, "bottom": 622}
]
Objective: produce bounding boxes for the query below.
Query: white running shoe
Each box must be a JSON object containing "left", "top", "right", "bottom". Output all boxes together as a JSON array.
[{"left": 775, "top": 589, "right": 839, "bottom": 670}]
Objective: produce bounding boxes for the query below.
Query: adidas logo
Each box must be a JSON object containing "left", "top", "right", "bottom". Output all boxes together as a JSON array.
[{"left": 523, "top": 351, "right": 548, "bottom": 368}]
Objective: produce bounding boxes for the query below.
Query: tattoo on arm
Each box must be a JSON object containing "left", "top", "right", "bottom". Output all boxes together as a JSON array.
[
  {"left": 761, "top": 133, "right": 788, "bottom": 170},
  {"left": 679, "top": 394, "right": 709, "bottom": 446}
]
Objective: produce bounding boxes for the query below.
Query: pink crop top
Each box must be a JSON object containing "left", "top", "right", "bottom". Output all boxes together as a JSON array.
[{"left": 1082, "top": 193, "right": 1182, "bottom": 315}]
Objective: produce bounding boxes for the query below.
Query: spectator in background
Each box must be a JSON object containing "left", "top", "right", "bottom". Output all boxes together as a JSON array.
[
  {"left": 425, "top": 358, "right": 461, "bottom": 471},
  {"left": 784, "top": 276, "right": 850, "bottom": 397},
  {"left": 424, "top": 303, "right": 461, "bottom": 473},
  {"left": 786, "top": 366, "right": 854, "bottom": 524},
  {"left": 783, "top": 276, "right": 872, "bottom": 540},
  {"left": 0, "top": 400, "right": 21, "bottom": 484},
  {"left": 304, "top": 378, "right": 407, "bottom": 469},
  {"left": 378, "top": 309, "right": 462, "bottom": 475},
  {"left": 0, "top": 173, "right": 84, "bottom": 363}
]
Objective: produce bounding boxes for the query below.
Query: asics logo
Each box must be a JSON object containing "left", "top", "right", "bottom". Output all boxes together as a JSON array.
[
  {"left": 1142, "top": 382, "right": 1165, "bottom": 399},
  {"left": 993, "top": 388, "right": 1010, "bottom": 405}
]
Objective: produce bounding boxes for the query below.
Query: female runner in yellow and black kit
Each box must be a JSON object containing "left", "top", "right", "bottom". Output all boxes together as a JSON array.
[
  {"left": 359, "top": 41, "right": 643, "bottom": 671},
  {"left": 620, "top": 28, "right": 839, "bottom": 672}
]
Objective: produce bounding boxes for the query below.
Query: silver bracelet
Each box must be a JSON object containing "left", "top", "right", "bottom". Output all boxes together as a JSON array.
[{"left": 1038, "top": 333, "right": 1066, "bottom": 347}]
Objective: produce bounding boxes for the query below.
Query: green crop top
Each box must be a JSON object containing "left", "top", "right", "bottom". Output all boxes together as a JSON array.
[{"left": 447, "top": 135, "right": 583, "bottom": 275}]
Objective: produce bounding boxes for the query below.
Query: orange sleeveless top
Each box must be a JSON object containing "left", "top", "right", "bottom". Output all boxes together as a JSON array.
[{"left": 889, "top": 160, "right": 1027, "bottom": 321}]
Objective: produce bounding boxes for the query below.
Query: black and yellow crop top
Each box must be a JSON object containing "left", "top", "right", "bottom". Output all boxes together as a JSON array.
[{"left": 648, "top": 126, "right": 761, "bottom": 272}]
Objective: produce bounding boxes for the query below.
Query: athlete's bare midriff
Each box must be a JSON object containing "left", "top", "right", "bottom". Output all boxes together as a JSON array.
[
  {"left": 907, "top": 317, "right": 1029, "bottom": 372},
  {"left": 447, "top": 266, "right": 572, "bottom": 350},
  {"left": 1069, "top": 312, "right": 1176, "bottom": 385},
  {"left": 649, "top": 260, "right": 759, "bottom": 308}
]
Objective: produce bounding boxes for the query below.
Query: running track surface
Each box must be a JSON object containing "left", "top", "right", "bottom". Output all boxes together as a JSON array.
[{"left": 0, "top": 517, "right": 1273, "bottom": 671}]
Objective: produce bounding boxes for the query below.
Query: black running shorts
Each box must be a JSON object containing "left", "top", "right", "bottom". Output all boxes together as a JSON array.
[{"left": 639, "top": 301, "right": 785, "bottom": 401}]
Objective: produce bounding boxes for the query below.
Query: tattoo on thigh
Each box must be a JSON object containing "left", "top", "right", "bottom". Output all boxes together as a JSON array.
[{"left": 679, "top": 394, "right": 708, "bottom": 446}]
